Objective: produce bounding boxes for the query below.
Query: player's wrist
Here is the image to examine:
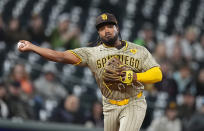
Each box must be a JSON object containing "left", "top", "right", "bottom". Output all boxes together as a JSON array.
[
  {"left": 31, "top": 43, "right": 40, "bottom": 52},
  {"left": 120, "top": 70, "right": 133, "bottom": 84},
  {"left": 133, "top": 72, "right": 137, "bottom": 83}
]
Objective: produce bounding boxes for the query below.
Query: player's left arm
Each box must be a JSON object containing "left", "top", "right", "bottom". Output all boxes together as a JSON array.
[
  {"left": 132, "top": 47, "right": 162, "bottom": 84},
  {"left": 133, "top": 67, "right": 162, "bottom": 84}
]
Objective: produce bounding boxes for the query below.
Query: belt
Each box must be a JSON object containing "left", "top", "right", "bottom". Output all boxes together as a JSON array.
[{"left": 109, "top": 91, "right": 143, "bottom": 106}]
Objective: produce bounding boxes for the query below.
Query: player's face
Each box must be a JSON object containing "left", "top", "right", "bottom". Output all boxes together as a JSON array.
[{"left": 98, "top": 24, "right": 119, "bottom": 45}]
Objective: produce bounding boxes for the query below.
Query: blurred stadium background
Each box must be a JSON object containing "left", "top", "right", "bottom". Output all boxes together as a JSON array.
[{"left": 0, "top": 0, "right": 204, "bottom": 131}]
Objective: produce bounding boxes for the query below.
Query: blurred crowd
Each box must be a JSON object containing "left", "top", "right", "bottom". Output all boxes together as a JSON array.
[
  {"left": 134, "top": 23, "right": 204, "bottom": 131},
  {"left": 0, "top": 13, "right": 103, "bottom": 128},
  {"left": 0, "top": 13, "right": 204, "bottom": 131}
]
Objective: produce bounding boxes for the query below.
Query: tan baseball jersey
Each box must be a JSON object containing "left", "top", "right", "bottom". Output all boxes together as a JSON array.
[{"left": 71, "top": 41, "right": 159, "bottom": 100}]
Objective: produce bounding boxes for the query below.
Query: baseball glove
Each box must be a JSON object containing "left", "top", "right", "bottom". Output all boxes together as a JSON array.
[{"left": 102, "top": 57, "right": 136, "bottom": 92}]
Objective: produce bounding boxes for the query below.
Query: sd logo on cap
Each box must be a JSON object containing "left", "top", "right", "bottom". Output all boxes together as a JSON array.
[{"left": 95, "top": 13, "right": 118, "bottom": 30}]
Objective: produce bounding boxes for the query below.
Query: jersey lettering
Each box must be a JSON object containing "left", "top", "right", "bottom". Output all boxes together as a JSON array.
[
  {"left": 96, "top": 59, "right": 102, "bottom": 68},
  {"left": 96, "top": 54, "right": 140, "bottom": 69},
  {"left": 102, "top": 58, "right": 107, "bottom": 67},
  {"left": 135, "top": 59, "right": 139, "bottom": 69}
]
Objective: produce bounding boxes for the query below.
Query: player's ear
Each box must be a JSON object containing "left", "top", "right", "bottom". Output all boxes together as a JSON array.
[
  {"left": 115, "top": 25, "right": 119, "bottom": 32},
  {"left": 97, "top": 30, "right": 101, "bottom": 36}
]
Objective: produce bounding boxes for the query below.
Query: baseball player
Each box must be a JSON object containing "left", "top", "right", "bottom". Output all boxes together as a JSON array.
[{"left": 18, "top": 13, "right": 162, "bottom": 131}]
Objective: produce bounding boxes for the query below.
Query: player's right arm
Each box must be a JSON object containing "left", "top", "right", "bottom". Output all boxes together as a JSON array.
[{"left": 18, "top": 40, "right": 81, "bottom": 65}]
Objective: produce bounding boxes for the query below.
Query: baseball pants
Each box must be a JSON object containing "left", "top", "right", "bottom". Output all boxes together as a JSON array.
[{"left": 103, "top": 97, "right": 147, "bottom": 131}]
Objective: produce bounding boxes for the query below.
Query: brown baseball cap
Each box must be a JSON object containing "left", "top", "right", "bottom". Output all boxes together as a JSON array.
[{"left": 95, "top": 13, "right": 118, "bottom": 30}]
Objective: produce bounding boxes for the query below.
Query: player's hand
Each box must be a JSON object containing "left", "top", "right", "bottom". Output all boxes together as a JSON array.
[{"left": 17, "top": 40, "right": 34, "bottom": 52}]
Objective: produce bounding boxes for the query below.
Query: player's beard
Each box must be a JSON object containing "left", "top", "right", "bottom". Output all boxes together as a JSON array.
[{"left": 101, "top": 32, "right": 119, "bottom": 46}]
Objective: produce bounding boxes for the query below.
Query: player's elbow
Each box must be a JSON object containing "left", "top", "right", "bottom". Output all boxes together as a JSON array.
[
  {"left": 145, "top": 67, "right": 163, "bottom": 83},
  {"left": 154, "top": 68, "right": 162, "bottom": 83}
]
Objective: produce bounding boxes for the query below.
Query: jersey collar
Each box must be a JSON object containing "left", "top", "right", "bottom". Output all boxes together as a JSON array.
[{"left": 102, "top": 41, "right": 128, "bottom": 51}]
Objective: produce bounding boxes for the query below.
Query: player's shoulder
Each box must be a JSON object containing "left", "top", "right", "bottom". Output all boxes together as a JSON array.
[
  {"left": 74, "top": 45, "right": 100, "bottom": 51},
  {"left": 126, "top": 41, "right": 147, "bottom": 51},
  {"left": 88, "top": 45, "right": 103, "bottom": 51},
  {"left": 72, "top": 45, "right": 102, "bottom": 55}
]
